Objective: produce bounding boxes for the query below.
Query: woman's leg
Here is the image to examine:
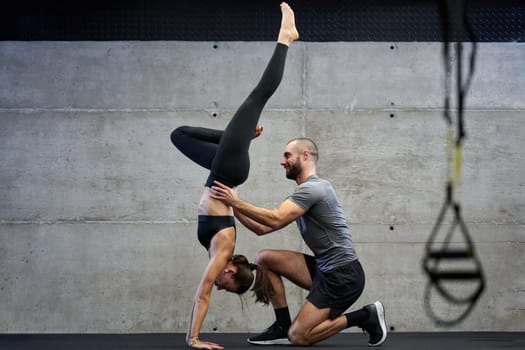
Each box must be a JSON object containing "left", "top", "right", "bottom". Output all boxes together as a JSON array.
[
  {"left": 171, "top": 126, "right": 223, "bottom": 171},
  {"left": 204, "top": 44, "right": 288, "bottom": 187},
  {"left": 205, "top": 3, "right": 298, "bottom": 188},
  {"left": 171, "top": 124, "right": 264, "bottom": 171}
]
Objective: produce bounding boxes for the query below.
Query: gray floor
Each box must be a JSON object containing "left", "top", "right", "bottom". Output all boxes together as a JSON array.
[{"left": 1, "top": 332, "right": 524, "bottom": 350}]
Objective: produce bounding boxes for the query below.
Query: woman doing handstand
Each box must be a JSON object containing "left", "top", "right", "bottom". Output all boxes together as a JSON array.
[{"left": 170, "top": 3, "right": 298, "bottom": 349}]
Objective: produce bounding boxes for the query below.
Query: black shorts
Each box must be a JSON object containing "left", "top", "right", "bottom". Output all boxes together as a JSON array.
[
  {"left": 304, "top": 255, "right": 365, "bottom": 319},
  {"left": 197, "top": 215, "right": 235, "bottom": 250}
]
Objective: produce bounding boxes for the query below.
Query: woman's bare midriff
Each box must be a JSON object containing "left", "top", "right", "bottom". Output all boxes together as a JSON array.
[{"left": 198, "top": 187, "right": 234, "bottom": 216}]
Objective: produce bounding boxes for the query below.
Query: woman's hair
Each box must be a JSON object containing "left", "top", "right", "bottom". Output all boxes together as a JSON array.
[
  {"left": 232, "top": 254, "right": 275, "bottom": 304},
  {"left": 231, "top": 254, "right": 257, "bottom": 295},
  {"left": 251, "top": 264, "right": 275, "bottom": 305}
]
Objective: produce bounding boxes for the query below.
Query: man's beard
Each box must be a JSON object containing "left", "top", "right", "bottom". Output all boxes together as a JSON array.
[{"left": 285, "top": 158, "right": 301, "bottom": 180}]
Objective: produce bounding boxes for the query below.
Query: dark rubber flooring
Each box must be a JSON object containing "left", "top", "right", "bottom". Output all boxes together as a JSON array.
[{"left": 1, "top": 332, "right": 524, "bottom": 350}]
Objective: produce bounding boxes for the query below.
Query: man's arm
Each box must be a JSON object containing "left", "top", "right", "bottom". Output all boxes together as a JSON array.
[
  {"left": 233, "top": 209, "right": 275, "bottom": 236},
  {"left": 210, "top": 181, "right": 305, "bottom": 231}
]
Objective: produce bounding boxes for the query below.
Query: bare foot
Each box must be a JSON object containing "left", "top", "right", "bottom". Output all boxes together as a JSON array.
[
  {"left": 252, "top": 125, "right": 264, "bottom": 139},
  {"left": 278, "top": 2, "right": 299, "bottom": 46}
]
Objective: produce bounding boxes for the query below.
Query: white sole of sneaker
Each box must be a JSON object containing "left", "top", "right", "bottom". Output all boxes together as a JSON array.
[
  {"left": 369, "top": 301, "right": 387, "bottom": 347},
  {"left": 247, "top": 338, "right": 291, "bottom": 346}
]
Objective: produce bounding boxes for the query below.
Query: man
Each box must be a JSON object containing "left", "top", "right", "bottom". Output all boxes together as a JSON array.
[{"left": 210, "top": 137, "right": 387, "bottom": 347}]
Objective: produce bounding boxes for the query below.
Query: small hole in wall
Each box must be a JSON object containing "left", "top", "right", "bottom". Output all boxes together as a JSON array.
[{"left": 390, "top": 226, "right": 394, "bottom": 231}]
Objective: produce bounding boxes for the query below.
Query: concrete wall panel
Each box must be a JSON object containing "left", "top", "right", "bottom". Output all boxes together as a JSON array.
[{"left": 1, "top": 41, "right": 523, "bottom": 332}]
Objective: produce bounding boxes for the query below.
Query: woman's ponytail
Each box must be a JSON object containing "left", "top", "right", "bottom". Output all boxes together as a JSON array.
[
  {"left": 232, "top": 254, "right": 275, "bottom": 304},
  {"left": 251, "top": 265, "right": 275, "bottom": 305}
]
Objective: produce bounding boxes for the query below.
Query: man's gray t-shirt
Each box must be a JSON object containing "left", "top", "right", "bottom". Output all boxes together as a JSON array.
[{"left": 288, "top": 175, "right": 357, "bottom": 272}]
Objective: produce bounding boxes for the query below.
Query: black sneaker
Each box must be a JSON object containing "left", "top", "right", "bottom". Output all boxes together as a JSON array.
[
  {"left": 247, "top": 322, "right": 290, "bottom": 345},
  {"left": 361, "top": 301, "right": 387, "bottom": 347}
]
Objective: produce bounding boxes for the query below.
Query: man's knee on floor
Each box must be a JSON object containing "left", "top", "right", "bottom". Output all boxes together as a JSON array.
[{"left": 288, "top": 326, "right": 313, "bottom": 346}]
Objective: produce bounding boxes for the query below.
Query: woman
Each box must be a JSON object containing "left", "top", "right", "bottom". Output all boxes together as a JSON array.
[{"left": 170, "top": 3, "right": 299, "bottom": 349}]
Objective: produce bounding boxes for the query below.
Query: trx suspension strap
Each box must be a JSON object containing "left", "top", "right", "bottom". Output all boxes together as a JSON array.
[{"left": 422, "top": 0, "right": 485, "bottom": 326}]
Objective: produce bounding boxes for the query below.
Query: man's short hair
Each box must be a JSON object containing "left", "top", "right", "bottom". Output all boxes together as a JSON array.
[{"left": 287, "top": 137, "right": 319, "bottom": 163}]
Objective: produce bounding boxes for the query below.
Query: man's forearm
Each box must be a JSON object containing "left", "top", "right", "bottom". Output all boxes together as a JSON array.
[
  {"left": 231, "top": 198, "right": 283, "bottom": 230},
  {"left": 234, "top": 209, "right": 275, "bottom": 236}
]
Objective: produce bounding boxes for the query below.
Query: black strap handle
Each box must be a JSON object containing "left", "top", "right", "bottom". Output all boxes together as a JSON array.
[{"left": 422, "top": 189, "right": 485, "bottom": 325}]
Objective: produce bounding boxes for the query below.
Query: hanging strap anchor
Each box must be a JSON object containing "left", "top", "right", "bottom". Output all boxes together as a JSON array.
[{"left": 422, "top": 184, "right": 485, "bottom": 325}]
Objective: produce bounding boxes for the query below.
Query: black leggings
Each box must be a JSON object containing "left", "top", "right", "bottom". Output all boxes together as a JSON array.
[{"left": 171, "top": 43, "right": 289, "bottom": 188}]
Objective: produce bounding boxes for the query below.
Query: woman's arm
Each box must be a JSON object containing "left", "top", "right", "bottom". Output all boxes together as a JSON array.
[{"left": 186, "top": 234, "right": 233, "bottom": 349}]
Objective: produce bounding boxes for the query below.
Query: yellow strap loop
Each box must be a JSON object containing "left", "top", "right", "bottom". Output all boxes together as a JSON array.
[{"left": 455, "top": 143, "right": 462, "bottom": 186}]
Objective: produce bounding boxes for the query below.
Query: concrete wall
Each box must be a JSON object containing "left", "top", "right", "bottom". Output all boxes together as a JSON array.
[{"left": 0, "top": 41, "right": 524, "bottom": 333}]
